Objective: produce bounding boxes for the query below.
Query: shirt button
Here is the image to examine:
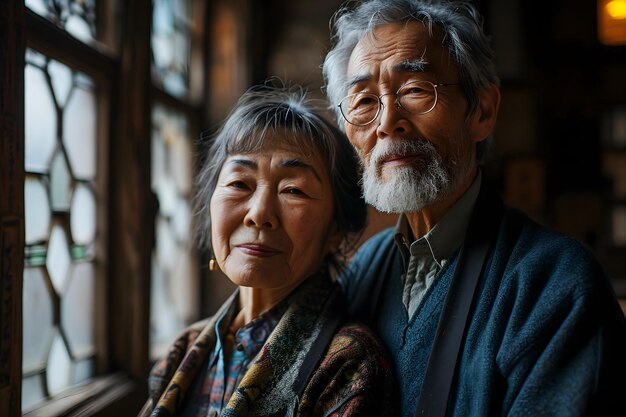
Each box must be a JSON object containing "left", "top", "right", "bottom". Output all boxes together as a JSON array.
[{"left": 236, "top": 343, "right": 244, "bottom": 352}]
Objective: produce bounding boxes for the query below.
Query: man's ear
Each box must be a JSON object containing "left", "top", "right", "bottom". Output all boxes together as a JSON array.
[{"left": 470, "top": 83, "right": 501, "bottom": 143}]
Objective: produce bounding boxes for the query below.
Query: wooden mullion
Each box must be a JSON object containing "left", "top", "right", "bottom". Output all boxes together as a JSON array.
[
  {"left": 25, "top": 9, "right": 115, "bottom": 82},
  {"left": 0, "top": 0, "right": 26, "bottom": 415}
]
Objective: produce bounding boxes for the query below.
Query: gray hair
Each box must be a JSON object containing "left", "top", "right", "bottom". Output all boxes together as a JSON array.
[
  {"left": 322, "top": 0, "right": 499, "bottom": 160},
  {"left": 194, "top": 83, "right": 366, "bottom": 265}
]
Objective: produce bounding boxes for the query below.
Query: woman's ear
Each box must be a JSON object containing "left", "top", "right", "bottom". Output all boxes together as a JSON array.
[
  {"left": 325, "top": 226, "right": 344, "bottom": 255},
  {"left": 469, "top": 83, "right": 501, "bottom": 143}
]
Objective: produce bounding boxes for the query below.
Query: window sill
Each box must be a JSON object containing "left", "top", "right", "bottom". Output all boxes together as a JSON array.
[{"left": 24, "top": 372, "right": 142, "bottom": 417}]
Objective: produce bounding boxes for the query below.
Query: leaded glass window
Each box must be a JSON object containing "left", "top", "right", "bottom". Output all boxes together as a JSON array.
[{"left": 22, "top": 48, "right": 99, "bottom": 412}]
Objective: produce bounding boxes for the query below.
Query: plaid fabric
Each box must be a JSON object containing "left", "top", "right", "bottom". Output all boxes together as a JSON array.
[{"left": 179, "top": 299, "right": 287, "bottom": 416}]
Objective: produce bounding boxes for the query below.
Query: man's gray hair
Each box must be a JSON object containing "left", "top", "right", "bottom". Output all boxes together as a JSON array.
[{"left": 323, "top": 0, "right": 499, "bottom": 159}]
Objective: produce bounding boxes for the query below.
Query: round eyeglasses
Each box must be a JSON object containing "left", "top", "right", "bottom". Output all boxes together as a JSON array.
[{"left": 337, "top": 80, "right": 460, "bottom": 126}]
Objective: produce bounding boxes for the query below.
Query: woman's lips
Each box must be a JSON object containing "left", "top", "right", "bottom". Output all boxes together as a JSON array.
[{"left": 236, "top": 244, "right": 281, "bottom": 257}]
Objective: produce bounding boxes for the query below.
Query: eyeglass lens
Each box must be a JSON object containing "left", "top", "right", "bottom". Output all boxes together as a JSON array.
[{"left": 339, "top": 81, "right": 438, "bottom": 126}]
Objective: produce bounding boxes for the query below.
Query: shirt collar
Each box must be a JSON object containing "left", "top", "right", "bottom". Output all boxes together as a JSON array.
[{"left": 394, "top": 171, "right": 482, "bottom": 267}]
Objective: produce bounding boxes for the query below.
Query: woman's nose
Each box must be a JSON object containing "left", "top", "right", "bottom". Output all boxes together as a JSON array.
[{"left": 243, "top": 189, "right": 278, "bottom": 229}]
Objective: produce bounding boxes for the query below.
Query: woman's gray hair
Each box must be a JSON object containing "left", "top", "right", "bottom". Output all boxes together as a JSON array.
[
  {"left": 323, "top": 0, "right": 499, "bottom": 160},
  {"left": 194, "top": 83, "right": 366, "bottom": 266}
]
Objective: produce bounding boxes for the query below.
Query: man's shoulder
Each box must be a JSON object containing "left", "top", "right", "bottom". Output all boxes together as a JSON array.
[
  {"left": 499, "top": 206, "right": 607, "bottom": 297},
  {"left": 504, "top": 207, "right": 601, "bottom": 268}
]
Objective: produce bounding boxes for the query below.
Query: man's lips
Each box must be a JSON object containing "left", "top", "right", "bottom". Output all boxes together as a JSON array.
[
  {"left": 236, "top": 243, "right": 281, "bottom": 257},
  {"left": 380, "top": 153, "right": 419, "bottom": 167}
]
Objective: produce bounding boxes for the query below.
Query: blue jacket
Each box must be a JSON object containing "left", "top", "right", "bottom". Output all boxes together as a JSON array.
[{"left": 340, "top": 187, "right": 626, "bottom": 416}]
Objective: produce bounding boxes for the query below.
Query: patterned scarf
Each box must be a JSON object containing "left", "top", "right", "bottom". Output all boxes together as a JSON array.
[{"left": 147, "top": 272, "right": 343, "bottom": 417}]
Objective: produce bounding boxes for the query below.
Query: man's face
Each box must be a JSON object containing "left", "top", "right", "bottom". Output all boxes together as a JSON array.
[{"left": 344, "top": 21, "right": 477, "bottom": 213}]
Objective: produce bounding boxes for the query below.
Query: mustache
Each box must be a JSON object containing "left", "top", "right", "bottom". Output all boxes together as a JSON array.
[{"left": 366, "top": 140, "right": 437, "bottom": 166}]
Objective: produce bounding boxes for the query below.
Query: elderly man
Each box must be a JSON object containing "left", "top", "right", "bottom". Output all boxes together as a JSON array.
[{"left": 323, "top": 1, "right": 626, "bottom": 416}]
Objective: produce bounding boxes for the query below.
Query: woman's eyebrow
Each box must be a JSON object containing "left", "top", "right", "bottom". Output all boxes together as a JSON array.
[
  {"left": 227, "top": 158, "right": 257, "bottom": 169},
  {"left": 281, "top": 159, "right": 322, "bottom": 182}
]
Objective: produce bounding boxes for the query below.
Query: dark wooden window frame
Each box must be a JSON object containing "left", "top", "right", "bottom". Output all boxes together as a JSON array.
[{"left": 1, "top": 1, "right": 157, "bottom": 415}]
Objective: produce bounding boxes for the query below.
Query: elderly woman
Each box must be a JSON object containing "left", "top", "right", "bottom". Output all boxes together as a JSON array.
[{"left": 139, "top": 85, "right": 396, "bottom": 417}]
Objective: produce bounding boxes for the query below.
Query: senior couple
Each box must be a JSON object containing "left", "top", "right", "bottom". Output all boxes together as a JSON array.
[{"left": 139, "top": 1, "right": 626, "bottom": 416}]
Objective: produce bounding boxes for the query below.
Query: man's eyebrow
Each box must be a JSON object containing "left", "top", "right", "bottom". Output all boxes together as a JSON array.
[
  {"left": 281, "top": 159, "right": 322, "bottom": 182},
  {"left": 345, "top": 59, "right": 431, "bottom": 91},
  {"left": 345, "top": 73, "right": 373, "bottom": 91},
  {"left": 394, "top": 59, "right": 430, "bottom": 73}
]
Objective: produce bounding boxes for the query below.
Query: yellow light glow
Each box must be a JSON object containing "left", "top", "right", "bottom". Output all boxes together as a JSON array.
[{"left": 606, "top": 0, "right": 626, "bottom": 19}]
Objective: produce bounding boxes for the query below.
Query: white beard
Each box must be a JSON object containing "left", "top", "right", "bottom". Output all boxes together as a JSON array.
[{"left": 361, "top": 139, "right": 463, "bottom": 213}]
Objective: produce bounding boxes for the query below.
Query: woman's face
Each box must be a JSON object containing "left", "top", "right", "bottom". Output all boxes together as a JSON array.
[{"left": 210, "top": 140, "right": 341, "bottom": 294}]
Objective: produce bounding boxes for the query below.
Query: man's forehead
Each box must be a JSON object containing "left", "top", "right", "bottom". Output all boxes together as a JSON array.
[{"left": 346, "top": 21, "right": 449, "bottom": 83}]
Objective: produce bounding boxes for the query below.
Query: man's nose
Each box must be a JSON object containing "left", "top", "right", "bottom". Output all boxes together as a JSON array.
[{"left": 376, "top": 95, "right": 410, "bottom": 139}]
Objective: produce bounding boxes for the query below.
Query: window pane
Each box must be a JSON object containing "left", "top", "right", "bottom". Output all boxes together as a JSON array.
[
  {"left": 152, "top": 0, "right": 193, "bottom": 98},
  {"left": 49, "top": 151, "right": 72, "bottom": 212},
  {"left": 24, "top": 64, "right": 57, "bottom": 173},
  {"left": 22, "top": 375, "right": 46, "bottom": 413},
  {"left": 23, "top": 267, "right": 54, "bottom": 372},
  {"left": 150, "top": 104, "right": 198, "bottom": 358},
  {"left": 26, "top": 0, "right": 97, "bottom": 44},
  {"left": 25, "top": 176, "right": 51, "bottom": 244},
  {"left": 70, "top": 183, "right": 97, "bottom": 245},
  {"left": 64, "top": 78, "right": 97, "bottom": 180},
  {"left": 62, "top": 262, "right": 96, "bottom": 357},
  {"left": 72, "top": 357, "right": 95, "bottom": 385},
  {"left": 48, "top": 59, "right": 74, "bottom": 108},
  {"left": 47, "top": 225, "right": 71, "bottom": 293},
  {"left": 47, "top": 333, "right": 72, "bottom": 396}
]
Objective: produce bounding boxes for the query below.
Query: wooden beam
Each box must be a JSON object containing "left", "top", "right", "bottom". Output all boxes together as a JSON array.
[{"left": 0, "top": 0, "right": 25, "bottom": 415}]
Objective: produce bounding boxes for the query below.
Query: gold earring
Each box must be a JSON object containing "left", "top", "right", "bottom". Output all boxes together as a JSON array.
[{"left": 208, "top": 258, "right": 219, "bottom": 272}]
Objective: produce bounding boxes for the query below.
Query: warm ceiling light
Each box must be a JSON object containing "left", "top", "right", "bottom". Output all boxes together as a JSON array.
[
  {"left": 599, "top": 0, "right": 626, "bottom": 45},
  {"left": 607, "top": 0, "right": 626, "bottom": 19}
]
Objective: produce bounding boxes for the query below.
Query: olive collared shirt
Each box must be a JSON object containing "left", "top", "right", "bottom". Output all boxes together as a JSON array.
[{"left": 394, "top": 172, "right": 482, "bottom": 319}]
